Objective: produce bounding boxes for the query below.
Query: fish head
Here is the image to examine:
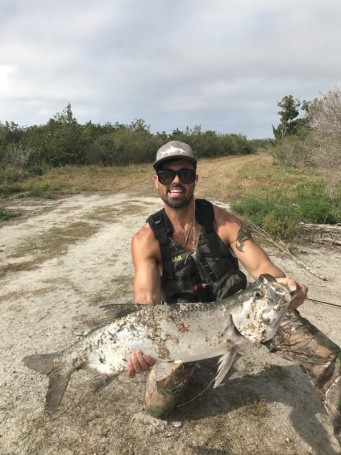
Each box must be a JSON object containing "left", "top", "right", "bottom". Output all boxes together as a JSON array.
[{"left": 230, "top": 274, "right": 293, "bottom": 344}]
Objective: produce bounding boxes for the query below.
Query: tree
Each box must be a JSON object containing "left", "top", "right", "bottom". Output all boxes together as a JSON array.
[
  {"left": 307, "top": 88, "right": 341, "bottom": 140},
  {"left": 272, "top": 95, "right": 304, "bottom": 140},
  {"left": 306, "top": 88, "right": 341, "bottom": 171}
]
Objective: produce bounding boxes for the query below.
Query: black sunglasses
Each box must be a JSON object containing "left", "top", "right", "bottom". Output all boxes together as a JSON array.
[{"left": 157, "top": 168, "right": 196, "bottom": 185}]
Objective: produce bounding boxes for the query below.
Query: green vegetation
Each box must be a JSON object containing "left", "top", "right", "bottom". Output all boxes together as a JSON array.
[
  {"left": 0, "top": 104, "right": 253, "bottom": 172},
  {"left": 271, "top": 88, "right": 341, "bottom": 185},
  {"left": 0, "top": 207, "right": 21, "bottom": 221},
  {"left": 232, "top": 182, "right": 341, "bottom": 240},
  {"left": 1, "top": 152, "right": 340, "bottom": 241},
  {"left": 1, "top": 88, "right": 340, "bottom": 242}
]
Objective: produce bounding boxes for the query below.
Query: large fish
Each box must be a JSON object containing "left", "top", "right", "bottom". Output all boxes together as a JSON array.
[{"left": 23, "top": 274, "right": 294, "bottom": 414}]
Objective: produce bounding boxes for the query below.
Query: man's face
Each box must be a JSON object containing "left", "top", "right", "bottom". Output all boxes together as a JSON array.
[{"left": 154, "top": 159, "right": 198, "bottom": 209}]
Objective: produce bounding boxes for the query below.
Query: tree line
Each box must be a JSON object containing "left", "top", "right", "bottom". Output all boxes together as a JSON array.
[
  {"left": 0, "top": 104, "right": 253, "bottom": 171},
  {"left": 1, "top": 87, "right": 339, "bottom": 176}
]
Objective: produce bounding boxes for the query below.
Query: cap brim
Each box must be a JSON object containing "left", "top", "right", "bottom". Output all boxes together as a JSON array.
[{"left": 153, "top": 155, "right": 197, "bottom": 170}]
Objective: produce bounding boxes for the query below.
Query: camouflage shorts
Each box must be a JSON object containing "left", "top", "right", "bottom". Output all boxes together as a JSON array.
[
  {"left": 144, "top": 362, "right": 196, "bottom": 418},
  {"left": 265, "top": 310, "right": 341, "bottom": 445}
]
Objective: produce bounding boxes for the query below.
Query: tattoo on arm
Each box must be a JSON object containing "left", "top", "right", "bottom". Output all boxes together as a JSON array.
[{"left": 236, "top": 223, "right": 253, "bottom": 252}]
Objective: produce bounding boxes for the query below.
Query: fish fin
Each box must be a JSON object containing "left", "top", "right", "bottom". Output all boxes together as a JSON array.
[
  {"left": 23, "top": 353, "right": 58, "bottom": 375},
  {"left": 89, "top": 373, "right": 118, "bottom": 393},
  {"left": 45, "top": 369, "right": 72, "bottom": 414},
  {"left": 23, "top": 353, "right": 73, "bottom": 414},
  {"left": 213, "top": 346, "right": 239, "bottom": 389},
  {"left": 100, "top": 303, "right": 140, "bottom": 320},
  {"left": 154, "top": 362, "right": 182, "bottom": 382}
]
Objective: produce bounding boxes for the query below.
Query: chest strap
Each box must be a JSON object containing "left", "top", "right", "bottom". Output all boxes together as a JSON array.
[
  {"left": 195, "top": 199, "right": 221, "bottom": 259},
  {"left": 147, "top": 209, "right": 174, "bottom": 279}
]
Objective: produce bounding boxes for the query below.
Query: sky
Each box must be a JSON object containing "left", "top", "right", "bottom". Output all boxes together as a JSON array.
[{"left": 1, "top": 0, "right": 341, "bottom": 139}]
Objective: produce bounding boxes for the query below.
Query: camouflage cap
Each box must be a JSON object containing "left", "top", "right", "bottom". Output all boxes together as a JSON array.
[{"left": 153, "top": 141, "right": 197, "bottom": 170}]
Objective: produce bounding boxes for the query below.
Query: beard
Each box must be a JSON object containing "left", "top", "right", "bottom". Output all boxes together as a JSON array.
[{"left": 158, "top": 184, "right": 194, "bottom": 209}]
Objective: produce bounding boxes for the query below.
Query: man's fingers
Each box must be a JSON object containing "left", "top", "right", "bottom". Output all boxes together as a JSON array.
[
  {"left": 126, "top": 351, "right": 156, "bottom": 378},
  {"left": 142, "top": 353, "right": 156, "bottom": 367},
  {"left": 134, "top": 351, "right": 150, "bottom": 371},
  {"left": 276, "top": 277, "right": 308, "bottom": 310},
  {"left": 126, "top": 359, "right": 135, "bottom": 378}
]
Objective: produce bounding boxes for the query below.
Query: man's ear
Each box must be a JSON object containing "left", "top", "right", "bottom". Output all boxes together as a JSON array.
[{"left": 153, "top": 174, "right": 159, "bottom": 190}]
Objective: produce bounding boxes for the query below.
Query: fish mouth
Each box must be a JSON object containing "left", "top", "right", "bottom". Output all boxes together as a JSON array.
[{"left": 267, "top": 283, "right": 293, "bottom": 306}]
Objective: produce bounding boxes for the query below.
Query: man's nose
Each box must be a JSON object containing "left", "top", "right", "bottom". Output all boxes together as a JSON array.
[{"left": 172, "top": 173, "right": 181, "bottom": 184}]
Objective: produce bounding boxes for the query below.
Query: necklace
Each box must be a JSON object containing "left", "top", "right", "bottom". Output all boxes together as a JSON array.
[
  {"left": 184, "top": 221, "right": 193, "bottom": 245},
  {"left": 184, "top": 200, "right": 200, "bottom": 249}
]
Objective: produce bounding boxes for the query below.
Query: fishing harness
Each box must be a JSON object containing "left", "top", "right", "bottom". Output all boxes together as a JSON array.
[{"left": 147, "top": 198, "right": 247, "bottom": 303}]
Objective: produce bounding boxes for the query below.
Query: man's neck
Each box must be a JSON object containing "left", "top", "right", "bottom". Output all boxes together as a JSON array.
[{"left": 163, "top": 197, "right": 196, "bottom": 230}]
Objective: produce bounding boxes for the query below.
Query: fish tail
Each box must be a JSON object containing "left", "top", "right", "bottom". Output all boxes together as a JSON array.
[
  {"left": 46, "top": 368, "right": 72, "bottom": 414},
  {"left": 23, "top": 353, "right": 57, "bottom": 375},
  {"left": 23, "top": 353, "right": 73, "bottom": 414}
]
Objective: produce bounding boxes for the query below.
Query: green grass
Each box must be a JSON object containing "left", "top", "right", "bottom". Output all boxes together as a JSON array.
[
  {"left": 231, "top": 181, "right": 341, "bottom": 240},
  {"left": 0, "top": 207, "right": 21, "bottom": 221}
]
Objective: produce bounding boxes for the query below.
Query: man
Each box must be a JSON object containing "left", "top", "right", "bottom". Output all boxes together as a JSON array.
[{"left": 127, "top": 140, "right": 341, "bottom": 445}]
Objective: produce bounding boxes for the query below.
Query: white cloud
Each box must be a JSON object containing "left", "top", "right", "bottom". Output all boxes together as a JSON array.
[{"left": 1, "top": 0, "right": 341, "bottom": 137}]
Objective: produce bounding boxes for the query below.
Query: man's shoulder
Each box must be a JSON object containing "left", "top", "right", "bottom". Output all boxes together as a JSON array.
[
  {"left": 132, "top": 222, "right": 161, "bottom": 262},
  {"left": 211, "top": 203, "right": 240, "bottom": 224},
  {"left": 132, "top": 222, "right": 155, "bottom": 244},
  {"left": 211, "top": 203, "right": 243, "bottom": 245}
]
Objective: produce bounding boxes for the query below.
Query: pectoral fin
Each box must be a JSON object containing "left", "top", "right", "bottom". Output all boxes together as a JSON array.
[
  {"left": 214, "top": 346, "right": 239, "bottom": 388},
  {"left": 89, "top": 373, "right": 118, "bottom": 393},
  {"left": 154, "top": 361, "right": 182, "bottom": 382}
]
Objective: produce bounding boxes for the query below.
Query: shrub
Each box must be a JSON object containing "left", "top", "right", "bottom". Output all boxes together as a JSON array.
[{"left": 231, "top": 182, "right": 340, "bottom": 240}]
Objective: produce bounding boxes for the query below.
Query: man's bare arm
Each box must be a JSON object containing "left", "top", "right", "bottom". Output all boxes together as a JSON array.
[
  {"left": 131, "top": 224, "right": 162, "bottom": 305},
  {"left": 214, "top": 206, "right": 308, "bottom": 309},
  {"left": 127, "top": 224, "right": 161, "bottom": 377}
]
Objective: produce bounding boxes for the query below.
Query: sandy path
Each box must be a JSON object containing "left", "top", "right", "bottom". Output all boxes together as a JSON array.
[{"left": 0, "top": 193, "right": 340, "bottom": 455}]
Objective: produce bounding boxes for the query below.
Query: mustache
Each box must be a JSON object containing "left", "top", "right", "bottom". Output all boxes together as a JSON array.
[{"left": 167, "top": 184, "right": 186, "bottom": 191}]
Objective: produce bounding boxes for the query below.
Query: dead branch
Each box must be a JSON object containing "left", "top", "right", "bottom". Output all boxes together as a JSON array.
[{"left": 250, "top": 222, "right": 328, "bottom": 281}]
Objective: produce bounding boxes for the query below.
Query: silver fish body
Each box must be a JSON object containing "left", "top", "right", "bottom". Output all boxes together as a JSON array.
[{"left": 23, "top": 274, "right": 293, "bottom": 413}]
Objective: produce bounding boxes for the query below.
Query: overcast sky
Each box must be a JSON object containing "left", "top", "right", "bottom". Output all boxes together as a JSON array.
[{"left": 1, "top": 0, "right": 340, "bottom": 139}]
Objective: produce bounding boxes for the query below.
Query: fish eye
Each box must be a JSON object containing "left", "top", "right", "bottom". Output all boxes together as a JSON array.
[{"left": 255, "top": 290, "right": 263, "bottom": 298}]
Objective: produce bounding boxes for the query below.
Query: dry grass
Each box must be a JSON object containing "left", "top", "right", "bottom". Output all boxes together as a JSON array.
[
  {"left": 17, "top": 164, "right": 156, "bottom": 196},
  {"left": 195, "top": 153, "right": 316, "bottom": 204},
  {"left": 1, "top": 152, "right": 322, "bottom": 206}
]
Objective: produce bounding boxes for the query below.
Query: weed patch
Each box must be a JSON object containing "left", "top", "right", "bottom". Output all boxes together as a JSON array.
[
  {"left": 0, "top": 207, "right": 21, "bottom": 221},
  {"left": 24, "top": 182, "right": 58, "bottom": 199}
]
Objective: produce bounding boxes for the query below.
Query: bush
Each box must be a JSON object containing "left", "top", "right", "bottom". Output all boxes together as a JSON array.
[
  {"left": 271, "top": 135, "right": 312, "bottom": 167},
  {"left": 231, "top": 182, "right": 340, "bottom": 240},
  {"left": 27, "top": 166, "right": 45, "bottom": 176},
  {"left": 296, "top": 182, "right": 340, "bottom": 224},
  {"left": 231, "top": 196, "right": 299, "bottom": 240}
]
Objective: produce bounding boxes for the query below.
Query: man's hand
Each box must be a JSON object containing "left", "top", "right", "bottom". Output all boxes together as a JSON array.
[
  {"left": 126, "top": 350, "right": 156, "bottom": 378},
  {"left": 276, "top": 277, "right": 308, "bottom": 310}
]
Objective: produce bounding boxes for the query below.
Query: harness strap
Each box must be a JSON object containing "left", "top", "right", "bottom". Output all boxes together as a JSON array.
[
  {"left": 147, "top": 209, "right": 174, "bottom": 279},
  {"left": 195, "top": 199, "right": 221, "bottom": 259}
]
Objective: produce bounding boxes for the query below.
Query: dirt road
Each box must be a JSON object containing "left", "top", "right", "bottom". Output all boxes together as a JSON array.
[{"left": 0, "top": 193, "right": 340, "bottom": 454}]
